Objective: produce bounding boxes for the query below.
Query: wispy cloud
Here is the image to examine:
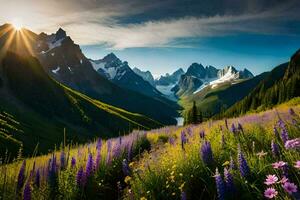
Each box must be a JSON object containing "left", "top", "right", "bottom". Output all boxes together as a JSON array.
[{"left": 0, "top": 0, "right": 299, "bottom": 49}]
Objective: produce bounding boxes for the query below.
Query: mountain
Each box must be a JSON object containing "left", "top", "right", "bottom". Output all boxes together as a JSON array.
[
  {"left": 172, "top": 75, "right": 203, "bottom": 97},
  {"left": 180, "top": 72, "right": 269, "bottom": 119},
  {"left": 8, "top": 25, "right": 179, "bottom": 125},
  {"left": 175, "top": 64, "right": 254, "bottom": 96},
  {"left": 132, "top": 67, "right": 155, "bottom": 86},
  {"left": 222, "top": 49, "right": 300, "bottom": 117},
  {"left": 0, "top": 52, "right": 161, "bottom": 157},
  {"left": 155, "top": 68, "right": 185, "bottom": 86},
  {"left": 89, "top": 53, "right": 179, "bottom": 108}
]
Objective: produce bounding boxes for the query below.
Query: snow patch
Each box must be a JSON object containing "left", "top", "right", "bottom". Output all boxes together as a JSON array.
[
  {"left": 52, "top": 66, "right": 60, "bottom": 74},
  {"left": 156, "top": 84, "right": 177, "bottom": 101}
]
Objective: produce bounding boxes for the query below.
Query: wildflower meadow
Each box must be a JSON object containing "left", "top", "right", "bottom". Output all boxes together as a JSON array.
[{"left": 0, "top": 100, "right": 300, "bottom": 200}]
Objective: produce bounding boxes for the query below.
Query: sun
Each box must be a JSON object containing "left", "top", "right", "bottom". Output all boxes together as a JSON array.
[{"left": 11, "top": 19, "right": 23, "bottom": 31}]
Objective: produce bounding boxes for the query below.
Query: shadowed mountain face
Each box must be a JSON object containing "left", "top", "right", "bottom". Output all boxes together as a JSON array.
[
  {"left": 0, "top": 24, "right": 179, "bottom": 125},
  {"left": 223, "top": 49, "right": 300, "bottom": 117},
  {"left": 0, "top": 52, "right": 161, "bottom": 157}
]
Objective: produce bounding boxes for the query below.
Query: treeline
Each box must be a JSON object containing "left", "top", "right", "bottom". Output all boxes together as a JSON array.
[
  {"left": 184, "top": 101, "right": 203, "bottom": 125},
  {"left": 218, "top": 49, "right": 300, "bottom": 118}
]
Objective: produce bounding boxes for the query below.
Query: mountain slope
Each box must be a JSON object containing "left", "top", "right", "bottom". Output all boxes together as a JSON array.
[
  {"left": 0, "top": 52, "right": 161, "bottom": 157},
  {"left": 0, "top": 24, "right": 179, "bottom": 125},
  {"left": 180, "top": 72, "right": 269, "bottom": 118},
  {"left": 132, "top": 67, "right": 155, "bottom": 86},
  {"left": 155, "top": 68, "right": 185, "bottom": 86},
  {"left": 221, "top": 53, "right": 298, "bottom": 117}
]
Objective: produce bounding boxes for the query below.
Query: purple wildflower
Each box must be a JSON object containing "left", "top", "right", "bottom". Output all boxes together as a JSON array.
[
  {"left": 224, "top": 168, "right": 235, "bottom": 195},
  {"left": 127, "top": 142, "right": 133, "bottom": 161},
  {"left": 288, "top": 108, "right": 296, "bottom": 116},
  {"left": 237, "top": 145, "right": 250, "bottom": 178},
  {"left": 285, "top": 138, "right": 300, "bottom": 150},
  {"left": 112, "top": 142, "right": 121, "bottom": 158},
  {"left": 181, "top": 191, "right": 187, "bottom": 200},
  {"left": 96, "top": 138, "right": 102, "bottom": 150},
  {"left": 200, "top": 141, "right": 214, "bottom": 166},
  {"left": 280, "top": 125, "right": 289, "bottom": 144},
  {"left": 17, "top": 160, "right": 26, "bottom": 192},
  {"left": 199, "top": 130, "right": 205, "bottom": 139},
  {"left": 60, "top": 150, "right": 66, "bottom": 170},
  {"left": 271, "top": 140, "right": 280, "bottom": 157},
  {"left": 23, "top": 181, "right": 31, "bottom": 200},
  {"left": 122, "top": 159, "right": 131, "bottom": 176},
  {"left": 95, "top": 150, "right": 101, "bottom": 170},
  {"left": 264, "top": 175, "right": 278, "bottom": 185},
  {"left": 71, "top": 157, "right": 76, "bottom": 168},
  {"left": 76, "top": 167, "right": 86, "bottom": 188},
  {"left": 86, "top": 153, "right": 94, "bottom": 177},
  {"left": 169, "top": 137, "right": 175, "bottom": 145},
  {"left": 230, "top": 124, "right": 237, "bottom": 134},
  {"left": 283, "top": 182, "right": 298, "bottom": 194},
  {"left": 229, "top": 156, "right": 236, "bottom": 170},
  {"left": 47, "top": 155, "right": 58, "bottom": 189},
  {"left": 215, "top": 168, "right": 225, "bottom": 200},
  {"left": 34, "top": 169, "right": 40, "bottom": 188}
]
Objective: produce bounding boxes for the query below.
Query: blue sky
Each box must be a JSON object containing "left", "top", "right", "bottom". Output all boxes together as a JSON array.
[
  {"left": 82, "top": 34, "right": 300, "bottom": 77},
  {"left": 0, "top": 0, "right": 299, "bottom": 76}
]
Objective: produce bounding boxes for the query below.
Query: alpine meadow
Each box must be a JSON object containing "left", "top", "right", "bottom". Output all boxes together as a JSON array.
[{"left": 0, "top": 0, "right": 300, "bottom": 200}]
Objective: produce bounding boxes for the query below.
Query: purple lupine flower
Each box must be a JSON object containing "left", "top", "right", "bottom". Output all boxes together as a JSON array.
[
  {"left": 181, "top": 191, "right": 187, "bottom": 200},
  {"left": 278, "top": 119, "right": 285, "bottom": 129},
  {"left": 95, "top": 150, "right": 101, "bottom": 170},
  {"left": 271, "top": 140, "right": 280, "bottom": 157},
  {"left": 237, "top": 145, "right": 250, "bottom": 178},
  {"left": 237, "top": 123, "right": 243, "bottom": 133},
  {"left": 199, "top": 130, "right": 205, "bottom": 139},
  {"left": 215, "top": 168, "right": 225, "bottom": 200},
  {"left": 112, "top": 142, "right": 121, "bottom": 158},
  {"left": 284, "top": 138, "right": 300, "bottom": 150},
  {"left": 230, "top": 124, "right": 237, "bottom": 134},
  {"left": 86, "top": 153, "right": 94, "bottom": 177},
  {"left": 96, "top": 138, "right": 102, "bottom": 150},
  {"left": 23, "top": 181, "right": 31, "bottom": 200},
  {"left": 122, "top": 159, "right": 131, "bottom": 176},
  {"left": 229, "top": 156, "right": 236, "bottom": 170},
  {"left": 169, "top": 137, "right": 175, "bottom": 145},
  {"left": 107, "top": 140, "right": 112, "bottom": 153},
  {"left": 76, "top": 167, "right": 86, "bottom": 188},
  {"left": 224, "top": 168, "right": 235, "bottom": 194},
  {"left": 288, "top": 108, "right": 296, "bottom": 116},
  {"left": 60, "top": 150, "right": 66, "bottom": 170},
  {"left": 225, "top": 119, "right": 228, "bottom": 130},
  {"left": 48, "top": 155, "right": 58, "bottom": 189},
  {"left": 35, "top": 169, "right": 40, "bottom": 188},
  {"left": 280, "top": 125, "right": 289, "bottom": 144},
  {"left": 17, "top": 160, "right": 26, "bottom": 192},
  {"left": 200, "top": 141, "right": 214, "bottom": 166},
  {"left": 187, "top": 127, "right": 193, "bottom": 137},
  {"left": 71, "top": 157, "right": 76, "bottom": 168},
  {"left": 181, "top": 131, "right": 187, "bottom": 150}
]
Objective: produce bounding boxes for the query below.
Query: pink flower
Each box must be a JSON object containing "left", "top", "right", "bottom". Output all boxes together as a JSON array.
[
  {"left": 283, "top": 182, "right": 298, "bottom": 194},
  {"left": 264, "top": 188, "right": 278, "bottom": 199},
  {"left": 294, "top": 161, "right": 300, "bottom": 169},
  {"left": 264, "top": 175, "right": 278, "bottom": 185},
  {"left": 272, "top": 161, "right": 287, "bottom": 169},
  {"left": 285, "top": 138, "right": 300, "bottom": 150},
  {"left": 279, "top": 176, "right": 289, "bottom": 184}
]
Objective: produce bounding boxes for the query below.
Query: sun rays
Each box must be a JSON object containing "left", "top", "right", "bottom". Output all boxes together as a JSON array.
[{"left": 0, "top": 23, "right": 35, "bottom": 58}]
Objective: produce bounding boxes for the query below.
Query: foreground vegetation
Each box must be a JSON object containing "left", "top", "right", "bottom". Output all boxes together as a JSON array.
[{"left": 0, "top": 99, "right": 300, "bottom": 200}]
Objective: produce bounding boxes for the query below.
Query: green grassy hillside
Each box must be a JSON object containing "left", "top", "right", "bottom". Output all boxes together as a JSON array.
[
  {"left": 179, "top": 73, "right": 267, "bottom": 119},
  {"left": 0, "top": 52, "right": 161, "bottom": 158}
]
